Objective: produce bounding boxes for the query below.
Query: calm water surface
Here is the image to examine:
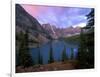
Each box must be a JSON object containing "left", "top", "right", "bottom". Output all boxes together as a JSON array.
[{"left": 30, "top": 40, "right": 79, "bottom": 64}]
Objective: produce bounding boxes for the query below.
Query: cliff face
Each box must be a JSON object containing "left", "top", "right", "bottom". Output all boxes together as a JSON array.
[
  {"left": 16, "top": 4, "right": 43, "bottom": 32},
  {"left": 42, "top": 23, "right": 81, "bottom": 38},
  {"left": 16, "top": 4, "right": 51, "bottom": 45}
]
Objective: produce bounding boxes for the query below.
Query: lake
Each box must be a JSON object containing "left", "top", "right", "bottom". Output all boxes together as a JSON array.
[{"left": 29, "top": 40, "right": 79, "bottom": 64}]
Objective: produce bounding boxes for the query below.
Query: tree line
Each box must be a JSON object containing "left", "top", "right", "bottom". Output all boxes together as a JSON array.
[{"left": 77, "top": 9, "right": 94, "bottom": 69}]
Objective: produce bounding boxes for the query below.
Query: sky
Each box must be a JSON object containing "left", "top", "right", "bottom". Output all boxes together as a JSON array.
[{"left": 21, "top": 4, "right": 92, "bottom": 28}]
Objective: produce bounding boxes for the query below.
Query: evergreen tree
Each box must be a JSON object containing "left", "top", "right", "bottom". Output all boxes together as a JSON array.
[
  {"left": 62, "top": 46, "right": 68, "bottom": 61},
  {"left": 48, "top": 42, "right": 54, "bottom": 63},
  {"left": 86, "top": 9, "right": 94, "bottom": 68},
  {"left": 77, "top": 29, "right": 88, "bottom": 68},
  {"left": 86, "top": 9, "right": 94, "bottom": 27},
  {"left": 18, "top": 30, "right": 33, "bottom": 67},
  {"left": 70, "top": 48, "right": 74, "bottom": 60},
  {"left": 77, "top": 9, "right": 94, "bottom": 68},
  {"left": 38, "top": 46, "right": 43, "bottom": 65}
]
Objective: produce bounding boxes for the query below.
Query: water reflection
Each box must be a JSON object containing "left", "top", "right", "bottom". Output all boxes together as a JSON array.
[{"left": 30, "top": 40, "right": 79, "bottom": 64}]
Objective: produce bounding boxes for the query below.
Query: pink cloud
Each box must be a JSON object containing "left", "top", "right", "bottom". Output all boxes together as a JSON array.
[{"left": 21, "top": 4, "right": 40, "bottom": 17}]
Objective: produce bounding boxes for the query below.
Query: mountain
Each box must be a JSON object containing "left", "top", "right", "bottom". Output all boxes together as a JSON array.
[
  {"left": 16, "top": 4, "right": 52, "bottom": 46},
  {"left": 42, "top": 23, "right": 58, "bottom": 39},
  {"left": 61, "top": 26, "right": 81, "bottom": 37},
  {"left": 42, "top": 24, "right": 81, "bottom": 38},
  {"left": 16, "top": 4, "right": 81, "bottom": 43}
]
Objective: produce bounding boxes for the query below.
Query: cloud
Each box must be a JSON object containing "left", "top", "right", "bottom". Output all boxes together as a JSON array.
[
  {"left": 73, "top": 22, "right": 87, "bottom": 28},
  {"left": 22, "top": 4, "right": 91, "bottom": 28}
]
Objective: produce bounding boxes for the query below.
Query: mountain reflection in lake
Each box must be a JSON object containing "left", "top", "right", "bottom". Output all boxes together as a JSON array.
[{"left": 30, "top": 40, "right": 79, "bottom": 64}]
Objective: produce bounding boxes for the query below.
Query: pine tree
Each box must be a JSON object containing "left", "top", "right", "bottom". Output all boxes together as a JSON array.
[
  {"left": 86, "top": 9, "right": 94, "bottom": 27},
  {"left": 86, "top": 9, "right": 94, "bottom": 68},
  {"left": 38, "top": 46, "right": 43, "bottom": 65},
  {"left": 48, "top": 42, "right": 54, "bottom": 63},
  {"left": 77, "top": 9, "right": 94, "bottom": 68},
  {"left": 77, "top": 29, "right": 88, "bottom": 68},
  {"left": 62, "top": 46, "right": 68, "bottom": 61},
  {"left": 18, "top": 30, "right": 33, "bottom": 67},
  {"left": 70, "top": 48, "right": 74, "bottom": 60}
]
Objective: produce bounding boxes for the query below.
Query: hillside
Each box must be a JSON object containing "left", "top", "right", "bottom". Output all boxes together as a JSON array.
[
  {"left": 16, "top": 4, "right": 52, "bottom": 46},
  {"left": 42, "top": 23, "right": 81, "bottom": 39}
]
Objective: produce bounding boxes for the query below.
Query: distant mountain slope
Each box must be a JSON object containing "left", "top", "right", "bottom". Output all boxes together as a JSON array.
[
  {"left": 16, "top": 4, "right": 44, "bottom": 33},
  {"left": 42, "top": 23, "right": 81, "bottom": 38},
  {"left": 16, "top": 4, "right": 52, "bottom": 44}
]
